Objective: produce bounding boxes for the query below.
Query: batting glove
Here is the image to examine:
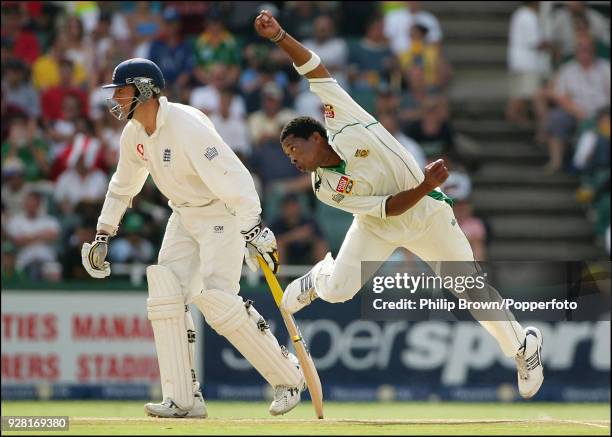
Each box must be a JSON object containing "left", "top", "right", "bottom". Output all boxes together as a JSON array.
[
  {"left": 81, "top": 233, "right": 111, "bottom": 279},
  {"left": 242, "top": 221, "right": 280, "bottom": 274}
]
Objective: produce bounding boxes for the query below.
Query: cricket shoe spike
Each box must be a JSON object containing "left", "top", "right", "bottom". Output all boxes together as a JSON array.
[
  {"left": 145, "top": 391, "right": 207, "bottom": 418},
  {"left": 515, "top": 326, "right": 544, "bottom": 399},
  {"left": 281, "top": 253, "right": 334, "bottom": 314},
  {"left": 269, "top": 353, "right": 307, "bottom": 416}
]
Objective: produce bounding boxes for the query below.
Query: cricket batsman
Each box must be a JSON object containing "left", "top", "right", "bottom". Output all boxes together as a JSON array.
[
  {"left": 81, "top": 58, "right": 305, "bottom": 417},
  {"left": 254, "top": 10, "right": 544, "bottom": 399}
]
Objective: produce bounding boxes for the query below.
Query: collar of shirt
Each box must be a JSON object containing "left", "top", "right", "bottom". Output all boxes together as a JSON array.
[{"left": 132, "top": 96, "right": 170, "bottom": 139}]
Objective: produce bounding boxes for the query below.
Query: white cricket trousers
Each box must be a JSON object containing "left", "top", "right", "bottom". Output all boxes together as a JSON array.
[
  {"left": 316, "top": 203, "right": 525, "bottom": 357},
  {"left": 158, "top": 203, "right": 243, "bottom": 302}
]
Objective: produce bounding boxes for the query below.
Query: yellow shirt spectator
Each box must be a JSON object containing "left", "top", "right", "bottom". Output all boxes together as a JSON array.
[{"left": 32, "top": 55, "right": 87, "bottom": 91}]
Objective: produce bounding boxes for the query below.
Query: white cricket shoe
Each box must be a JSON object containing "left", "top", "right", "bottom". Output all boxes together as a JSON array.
[
  {"left": 145, "top": 391, "right": 207, "bottom": 418},
  {"left": 515, "top": 326, "right": 544, "bottom": 399},
  {"left": 269, "top": 353, "right": 306, "bottom": 416},
  {"left": 281, "top": 272, "right": 318, "bottom": 314}
]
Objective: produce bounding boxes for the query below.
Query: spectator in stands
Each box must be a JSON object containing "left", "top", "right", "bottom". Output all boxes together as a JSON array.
[
  {"left": 62, "top": 221, "right": 96, "bottom": 279},
  {"left": 45, "top": 94, "right": 85, "bottom": 161},
  {"left": 544, "top": 35, "right": 610, "bottom": 173},
  {"left": 348, "top": 14, "right": 394, "bottom": 91},
  {"left": 551, "top": 1, "right": 609, "bottom": 63},
  {"left": 304, "top": 15, "right": 349, "bottom": 85},
  {"left": 1, "top": 115, "right": 50, "bottom": 182},
  {"left": 54, "top": 154, "right": 108, "bottom": 214},
  {"left": 1, "top": 4, "right": 40, "bottom": 65},
  {"left": 41, "top": 58, "right": 89, "bottom": 122},
  {"left": 1, "top": 157, "right": 32, "bottom": 216},
  {"left": 442, "top": 167, "right": 488, "bottom": 260},
  {"left": 189, "top": 63, "right": 246, "bottom": 117},
  {"left": 248, "top": 82, "right": 297, "bottom": 148},
  {"left": 148, "top": 7, "right": 194, "bottom": 98},
  {"left": 32, "top": 33, "right": 87, "bottom": 91},
  {"left": 378, "top": 112, "right": 426, "bottom": 169},
  {"left": 108, "top": 213, "right": 156, "bottom": 264},
  {"left": 404, "top": 98, "right": 455, "bottom": 160},
  {"left": 273, "top": 194, "right": 329, "bottom": 265},
  {"left": 127, "top": 1, "right": 162, "bottom": 58},
  {"left": 506, "top": 1, "right": 552, "bottom": 126},
  {"left": 384, "top": 1, "right": 442, "bottom": 55},
  {"left": 399, "top": 65, "right": 448, "bottom": 125},
  {"left": 1, "top": 241, "right": 27, "bottom": 285},
  {"left": 281, "top": 2, "right": 320, "bottom": 41},
  {"left": 193, "top": 8, "right": 241, "bottom": 86},
  {"left": 209, "top": 87, "right": 251, "bottom": 161},
  {"left": 2, "top": 58, "right": 40, "bottom": 119},
  {"left": 398, "top": 23, "right": 450, "bottom": 90},
  {"left": 4, "top": 190, "right": 60, "bottom": 280},
  {"left": 64, "top": 15, "right": 94, "bottom": 70}
]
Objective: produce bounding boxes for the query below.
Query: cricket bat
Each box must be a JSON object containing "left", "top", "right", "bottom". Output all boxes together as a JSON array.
[{"left": 257, "top": 256, "right": 324, "bottom": 419}]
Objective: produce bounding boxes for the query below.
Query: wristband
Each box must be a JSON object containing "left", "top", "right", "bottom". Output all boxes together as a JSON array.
[
  {"left": 293, "top": 50, "right": 321, "bottom": 75},
  {"left": 270, "top": 28, "right": 286, "bottom": 43}
]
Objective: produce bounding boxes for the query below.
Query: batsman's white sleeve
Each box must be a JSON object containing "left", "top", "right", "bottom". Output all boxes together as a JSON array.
[
  {"left": 97, "top": 128, "right": 149, "bottom": 234},
  {"left": 185, "top": 137, "right": 261, "bottom": 232}
]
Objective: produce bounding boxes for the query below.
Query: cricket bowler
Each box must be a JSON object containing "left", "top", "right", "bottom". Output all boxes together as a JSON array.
[
  {"left": 254, "top": 10, "right": 544, "bottom": 399},
  {"left": 81, "top": 58, "right": 305, "bottom": 417}
]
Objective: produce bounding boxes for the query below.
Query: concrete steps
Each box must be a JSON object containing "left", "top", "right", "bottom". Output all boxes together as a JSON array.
[
  {"left": 472, "top": 187, "right": 582, "bottom": 214},
  {"left": 488, "top": 241, "right": 603, "bottom": 261},
  {"left": 489, "top": 216, "right": 593, "bottom": 240},
  {"left": 431, "top": 0, "right": 603, "bottom": 261}
]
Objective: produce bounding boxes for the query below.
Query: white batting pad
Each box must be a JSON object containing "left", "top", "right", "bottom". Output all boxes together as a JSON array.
[
  {"left": 184, "top": 308, "right": 198, "bottom": 392},
  {"left": 146, "top": 265, "right": 193, "bottom": 410},
  {"left": 193, "top": 289, "right": 303, "bottom": 387}
]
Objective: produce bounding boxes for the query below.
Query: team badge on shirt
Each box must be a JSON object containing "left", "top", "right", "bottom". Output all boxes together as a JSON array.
[
  {"left": 324, "top": 104, "right": 335, "bottom": 119},
  {"left": 204, "top": 147, "right": 219, "bottom": 161},
  {"left": 332, "top": 193, "right": 345, "bottom": 203},
  {"left": 335, "top": 176, "right": 353, "bottom": 194},
  {"left": 354, "top": 149, "right": 369, "bottom": 158},
  {"left": 163, "top": 148, "right": 171, "bottom": 166}
]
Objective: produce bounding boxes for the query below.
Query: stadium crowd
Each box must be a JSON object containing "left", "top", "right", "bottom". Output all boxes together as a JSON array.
[{"left": 1, "top": 1, "right": 609, "bottom": 285}]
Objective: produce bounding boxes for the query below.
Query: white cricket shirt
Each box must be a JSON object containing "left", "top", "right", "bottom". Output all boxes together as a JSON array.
[
  {"left": 308, "top": 78, "right": 452, "bottom": 242},
  {"left": 106, "top": 97, "right": 261, "bottom": 231}
]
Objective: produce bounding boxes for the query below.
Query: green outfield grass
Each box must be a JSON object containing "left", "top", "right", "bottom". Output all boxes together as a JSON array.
[{"left": 1, "top": 401, "right": 609, "bottom": 435}]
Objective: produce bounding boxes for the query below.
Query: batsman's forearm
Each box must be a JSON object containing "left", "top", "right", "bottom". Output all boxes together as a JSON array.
[{"left": 385, "top": 183, "right": 432, "bottom": 217}]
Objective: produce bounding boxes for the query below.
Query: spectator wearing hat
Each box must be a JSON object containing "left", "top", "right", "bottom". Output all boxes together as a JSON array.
[
  {"left": 148, "top": 7, "right": 194, "bottom": 96},
  {"left": 4, "top": 190, "right": 60, "bottom": 280},
  {"left": 1, "top": 115, "right": 50, "bottom": 182},
  {"left": 2, "top": 58, "right": 40, "bottom": 119},
  {"left": 272, "top": 194, "right": 329, "bottom": 265},
  {"left": 247, "top": 82, "right": 297, "bottom": 148}
]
